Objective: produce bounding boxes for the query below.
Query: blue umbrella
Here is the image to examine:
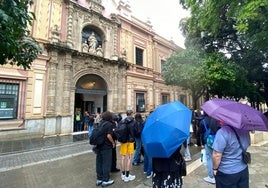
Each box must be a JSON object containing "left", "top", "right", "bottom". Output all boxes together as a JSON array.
[{"left": 141, "top": 101, "right": 192, "bottom": 158}]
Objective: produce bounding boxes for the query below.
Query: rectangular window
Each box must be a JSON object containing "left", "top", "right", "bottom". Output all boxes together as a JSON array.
[
  {"left": 162, "top": 94, "right": 170, "bottom": 104},
  {"left": 0, "top": 83, "right": 19, "bottom": 119},
  {"left": 136, "top": 92, "right": 145, "bottom": 112},
  {"left": 161, "top": 60, "right": 166, "bottom": 73},
  {"left": 135, "top": 47, "right": 143, "bottom": 66},
  {"left": 179, "top": 94, "right": 186, "bottom": 105}
]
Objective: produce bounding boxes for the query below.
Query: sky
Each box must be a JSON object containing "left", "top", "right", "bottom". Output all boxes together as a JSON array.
[{"left": 128, "top": 0, "right": 190, "bottom": 48}]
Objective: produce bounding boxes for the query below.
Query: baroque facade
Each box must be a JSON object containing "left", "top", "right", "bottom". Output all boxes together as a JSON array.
[{"left": 0, "top": 0, "right": 192, "bottom": 140}]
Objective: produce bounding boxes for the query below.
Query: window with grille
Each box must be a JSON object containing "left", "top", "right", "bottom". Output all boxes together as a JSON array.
[
  {"left": 0, "top": 83, "right": 19, "bottom": 119},
  {"left": 136, "top": 92, "right": 145, "bottom": 112},
  {"left": 135, "top": 47, "right": 143, "bottom": 66}
]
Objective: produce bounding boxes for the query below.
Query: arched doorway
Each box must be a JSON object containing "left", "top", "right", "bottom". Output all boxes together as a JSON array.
[{"left": 74, "top": 74, "right": 107, "bottom": 132}]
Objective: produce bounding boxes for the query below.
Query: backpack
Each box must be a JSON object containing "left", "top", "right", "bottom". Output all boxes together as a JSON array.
[
  {"left": 202, "top": 119, "right": 216, "bottom": 148},
  {"left": 134, "top": 121, "right": 144, "bottom": 137},
  {"left": 114, "top": 119, "right": 129, "bottom": 143},
  {"left": 89, "top": 122, "right": 106, "bottom": 146}
]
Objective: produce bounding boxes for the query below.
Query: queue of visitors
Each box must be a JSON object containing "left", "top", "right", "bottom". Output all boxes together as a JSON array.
[{"left": 88, "top": 99, "right": 257, "bottom": 188}]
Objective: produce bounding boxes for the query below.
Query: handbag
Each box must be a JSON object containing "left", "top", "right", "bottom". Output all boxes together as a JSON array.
[{"left": 230, "top": 127, "right": 251, "bottom": 164}]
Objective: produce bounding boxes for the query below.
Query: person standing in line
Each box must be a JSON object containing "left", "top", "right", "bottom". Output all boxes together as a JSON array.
[
  {"left": 142, "top": 110, "right": 153, "bottom": 179},
  {"left": 94, "top": 113, "right": 101, "bottom": 126},
  {"left": 110, "top": 114, "right": 120, "bottom": 173},
  {"left": 75, "top": 110, "right": 83, "bottom": 132},
  {"left": 83, "top": 111, "right": 90, "bottom": 131},
  {"left": 132, "top": 113, "right": 144, "bottom": 165},
  {"left": 95, "top": 111, "right": 116, "bottom": 187},
  {"left": 143, "top": 144, "right": 152, "bottom": 179},
  {"left": 194, "top": 109, "right": 204, "bottom": 146},
  {"left": 88, "top": 113, "right": 95, "bottom": 135},
  {"left": 199, "top": 114, "right": 221, "bottom": 184},
  {"left": 212, "top": 125, "right": 250, "bottom": 188},
  {"left": 152, "top": 146, "right": 185, "bottom": 188},
  {"left": 120, "top": 110, "right": 136, "bottom": 183}
]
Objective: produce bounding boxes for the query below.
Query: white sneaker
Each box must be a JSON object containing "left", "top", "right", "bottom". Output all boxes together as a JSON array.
[
  {"left": 101, "top": 179, "right": 114, "bottom": 187},
  {"left": 124, "top": 174, "right": 135, "bottom": 182},
  {"left": 203, "top": 176, "right": 216, "bottom": 184},
  {"left": 121, "top": 174, "right": 125, "bottom": 181}
]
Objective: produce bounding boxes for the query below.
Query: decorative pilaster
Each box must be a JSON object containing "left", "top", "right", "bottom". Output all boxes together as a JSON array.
[
  {"left": 46, "top": 51, "right": 58, "bottom": 115},
  {"left": 63, "top": 54, "right": 72, "bottom": 115},
  {"left": 66, "top": 4, "right": 74, "bottom": 48}
]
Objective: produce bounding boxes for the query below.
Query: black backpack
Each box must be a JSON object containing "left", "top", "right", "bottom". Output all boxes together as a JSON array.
[
  {"left": 89, "top": 122, "right": 106, "bottom": 145},
  {"left": 114, "top": 119, "right": 129, "bottom": 143}
]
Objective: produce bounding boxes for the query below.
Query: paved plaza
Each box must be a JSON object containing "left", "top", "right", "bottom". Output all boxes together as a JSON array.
[{"left": 0, "top": 133, "right": 268, "bottom": 188}]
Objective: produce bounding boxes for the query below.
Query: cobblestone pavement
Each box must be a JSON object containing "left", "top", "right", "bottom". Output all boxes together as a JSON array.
[{"left": 0, "top": 133, "right": 268, "bottom": 188}]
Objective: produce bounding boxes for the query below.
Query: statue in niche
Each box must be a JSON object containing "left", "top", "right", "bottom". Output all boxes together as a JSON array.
[
  {"left": 82, "top": 40, "right": 89, "bottom": 52},
  {"left": 96, "top": 45, "right": 103, "bottom": 56},
  {"left": 88, "top": 32, "right": 98, "bottom": 53}
]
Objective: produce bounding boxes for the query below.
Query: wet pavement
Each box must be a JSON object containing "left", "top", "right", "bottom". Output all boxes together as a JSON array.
[
  {"left": 0, "top": 132, "right": 268, "bottom": 188},
  {"left": 0, "top": 133, "right": 89, "bottom": 155}
]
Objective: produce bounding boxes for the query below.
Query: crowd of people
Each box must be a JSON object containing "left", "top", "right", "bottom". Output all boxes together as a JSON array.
[
  {"left": 90, "top": 109, "right": 189, "bottom": 187},
  {"left": 85, "top": 106, "right": 252, "bottom": 188}
]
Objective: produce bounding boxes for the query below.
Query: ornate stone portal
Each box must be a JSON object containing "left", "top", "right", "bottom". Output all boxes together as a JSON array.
[{"left": 42, "top": 0, "right": 126, "bottom": 135}]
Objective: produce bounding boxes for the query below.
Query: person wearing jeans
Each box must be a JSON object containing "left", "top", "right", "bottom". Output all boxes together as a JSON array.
[
  {"left": 132, "top": 113, "right": 144, "bottom": 165},
  {"left": 143, "top": 147, "right": 152, "bottom": 178},
  {"left": 199, "top": 115, "right": 221, "bottom": 184},
  {"left": 204, "top": 144, "right": 214, "bottom": 183},
  {"left": 182, "top": 139, "right": 192, "bottom": 162},
  {"left": 133, "top": 136, "right": 142, "bottom": 165}
]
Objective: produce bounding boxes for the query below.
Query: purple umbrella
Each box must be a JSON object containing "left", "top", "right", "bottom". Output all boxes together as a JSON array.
[{"left": 201, "top": 98, "right": 268, "bottom": 131}]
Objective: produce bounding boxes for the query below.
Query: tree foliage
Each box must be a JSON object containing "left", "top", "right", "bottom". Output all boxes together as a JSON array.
[
  {"left": 179, "top": 0, "right": 268, "bottom": 106},
  {"left": 162, "top": 48, "right": 249, "bottom": 109},
  {"left": 163, "top": 48, "right": 206, "bottom": 109},
  {"left": 204, "top": 52, "right": 251, "bottom": 99},
  {"left": 0, "top": 0, "right": 42, "bottom": 70}
]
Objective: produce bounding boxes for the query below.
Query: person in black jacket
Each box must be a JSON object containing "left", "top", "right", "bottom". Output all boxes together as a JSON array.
[
  {"left": 152, "top": 146, "right": 186, "bottom": 187},
  {"left": 132, "top": 113, "right": 144, "bottom": 165},
  {"left": 95, "top": 111, "right": 116, "bottom": 187},
  {"left": 110, "top": 114, "right": 120, "bottom": 173}
]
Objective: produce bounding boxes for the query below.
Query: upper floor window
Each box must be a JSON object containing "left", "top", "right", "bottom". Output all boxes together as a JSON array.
[
  {"left": 135, "top": 47, "right": 143, "bottom": 66},
  {"left": 161, "top": 94, "right": 170, "bottom": 104},
  {"left": 0, "top": 83, "right": 19, "bottom": 119},
  {"left": 161, "top": 60, "right": 166, "bottom": 73}
]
